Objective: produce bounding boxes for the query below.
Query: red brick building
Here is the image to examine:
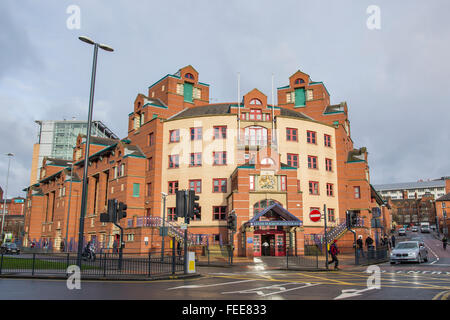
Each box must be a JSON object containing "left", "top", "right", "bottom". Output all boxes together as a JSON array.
[{"left": 23, "top": 65, "right": 387, "bottom": 256}]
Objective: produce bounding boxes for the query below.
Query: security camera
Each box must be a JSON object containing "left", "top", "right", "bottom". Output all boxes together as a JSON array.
[{"left": 161, "top": 192, "right": 168, "bottom": 197}]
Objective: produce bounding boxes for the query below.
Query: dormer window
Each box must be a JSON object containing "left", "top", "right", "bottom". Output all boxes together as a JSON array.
[
  {"left": 185, "top": 73, "right": 194, "bottom": 80},
  {"left": 249, "top": 98, "right": 262, "bottom": 105},
  {"left": 295, "top": 78, "right": 305, "bottom": 85}
]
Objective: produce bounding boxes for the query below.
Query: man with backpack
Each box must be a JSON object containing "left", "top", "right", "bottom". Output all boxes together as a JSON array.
[{"left": 328, "top": 240, "right": 340, "bottom": 270}]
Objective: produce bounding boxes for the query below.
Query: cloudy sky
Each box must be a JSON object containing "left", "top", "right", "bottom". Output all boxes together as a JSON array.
[{"left": 1, "top": 0, "right": 449, "bottom": 198}]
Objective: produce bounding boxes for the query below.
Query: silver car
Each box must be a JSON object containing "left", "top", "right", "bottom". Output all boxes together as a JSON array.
[{"left": 390, "top": 241, "right": 428, "bottom": 264}]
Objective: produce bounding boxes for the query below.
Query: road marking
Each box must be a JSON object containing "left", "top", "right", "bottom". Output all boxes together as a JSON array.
[
  {"left": 167, "top": 279, "right": 256, "bottom": 290},
  {"left": 222, "top": 282, "right": 320, "bottom": 297},
  {"left": 334, "top": 287, "right": 377, "bottom": 300}
]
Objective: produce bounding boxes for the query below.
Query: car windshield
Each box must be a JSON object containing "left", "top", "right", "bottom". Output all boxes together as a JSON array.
[
  {"left": 7, "top": 243, "right": 17, "bottom": 248},
  {"left": 396, "top": 242, "right": 418, "bottom": 249}
]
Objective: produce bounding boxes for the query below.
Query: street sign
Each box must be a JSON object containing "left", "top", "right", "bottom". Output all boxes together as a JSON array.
[{"left": 310, "top": 209, "right": 321, "bottom": 222}]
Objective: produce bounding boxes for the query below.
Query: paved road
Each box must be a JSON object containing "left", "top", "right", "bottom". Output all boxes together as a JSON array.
[{"left": 0, "top": 231, "right": 448, "bottom": 301}]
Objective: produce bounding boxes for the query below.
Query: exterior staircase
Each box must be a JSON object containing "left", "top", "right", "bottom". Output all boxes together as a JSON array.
[{"left": 145, "top": 216, "right": 196, "bottom": 246}]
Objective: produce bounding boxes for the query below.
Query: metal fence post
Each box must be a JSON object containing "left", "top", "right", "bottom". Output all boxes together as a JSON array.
[
  {"left": 148, "top": 252, "right": 151, "bottom": 277},
  {"left": 32, "top": 253, "right": 36, "bottom": 276},
  {"left": 103, "top": 253, "right": 107, "bottom": 277}
]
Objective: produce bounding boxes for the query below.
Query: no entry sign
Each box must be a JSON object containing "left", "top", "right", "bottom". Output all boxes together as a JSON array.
[{"left": 309, "top": 209, "right": 321, "bottom": 222}]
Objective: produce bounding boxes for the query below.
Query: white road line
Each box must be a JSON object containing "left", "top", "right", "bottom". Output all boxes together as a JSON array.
[
  {"left": 222, "top": 282, "right": 320, "bottom": 297},
  {"left": 167, "top": 279, "right": 256, "bottom": 290}
]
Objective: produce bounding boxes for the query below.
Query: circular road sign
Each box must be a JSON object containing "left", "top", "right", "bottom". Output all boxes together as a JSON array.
[{"left": 309, "top": 209, "right": 321, "bottom": 222}]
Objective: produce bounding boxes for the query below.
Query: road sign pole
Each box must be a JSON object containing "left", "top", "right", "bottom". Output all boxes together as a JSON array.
[
  {"left": 323, "top": 204, "right": 328, "bottom": 269},
  {"left": 184, "top": 190, "right": 189, "bottom": 274}
]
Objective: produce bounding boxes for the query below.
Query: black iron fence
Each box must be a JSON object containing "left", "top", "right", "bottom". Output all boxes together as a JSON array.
[{"left": 0, "top": 251, "right": 186, "bottom": 278}]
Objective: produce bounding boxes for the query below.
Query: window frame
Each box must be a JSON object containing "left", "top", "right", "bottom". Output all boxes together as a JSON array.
[
  {"left": 309, "top": 181, "right": 320, "bottom": 195},
  {"left": 213, "top": 151, "right": 227, "bottom": 166},
  {"left": 189, "top": 179, "right": 202, "bottom": 193},
  {"left": 169, "top": 129, "right": 180, "bottom": 143},
  {"left": 286, "top": 128, "right": 298, "bottom": 142},
  {"left": 168, "top": 154, "right": 179, "bottom": 169},
  {"left": 287, "top": 153, "right": 299, "bottom": 168},
  {"left": 213, "top": 206, "right": 227, "bottom": 221},
  {"left": 168, "top": 181, "right": 178, "bottom": 195},
  {"left": 307, "top": 130, "right": 317, "bottom": 144},
  {"left": 213, "top": 178, "right": 227, "bottom": 193},
  {"left": 307, "top": 155, "right": 318, "bottom": 169},
  {"left": 190, "top": 127, "right": 202, "bottom": 140}
]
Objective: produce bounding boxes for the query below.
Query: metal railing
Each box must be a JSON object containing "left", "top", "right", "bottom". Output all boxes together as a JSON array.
[{"left": 0, "top": 251, "right": 185, "bottom": 278}]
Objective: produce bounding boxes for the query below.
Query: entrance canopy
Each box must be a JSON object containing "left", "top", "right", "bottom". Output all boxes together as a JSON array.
[{"left": 248, "top": 203, "right": 303, "bottom": 227}]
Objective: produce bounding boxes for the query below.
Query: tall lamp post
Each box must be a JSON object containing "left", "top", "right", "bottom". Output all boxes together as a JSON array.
[
  {"left": 76, "top": 36, "right": 114, "bottom": 267},
  {"left": 1, "top": 153, "right": 14, "bottom": 240},
  {"left": 161, "top": 192, "right": 168, "bottom": 260}
]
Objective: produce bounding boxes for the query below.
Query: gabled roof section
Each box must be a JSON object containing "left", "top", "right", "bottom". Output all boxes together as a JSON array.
[
  {"left": 279, "top": 107, "right": 313, "bottom": 120},
  {"left": 248, "top": 203, "right": 302, "bottom": 226}
]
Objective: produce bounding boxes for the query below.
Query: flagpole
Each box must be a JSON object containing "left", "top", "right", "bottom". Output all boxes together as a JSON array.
[{"left": 238, "top": 72, "right": 241, "bottom": 141}]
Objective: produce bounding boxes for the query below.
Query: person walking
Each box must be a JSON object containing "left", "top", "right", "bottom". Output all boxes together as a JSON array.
[
  {"left": 356, "top": 235, "right": 365, "bottom": 258},
  {"left": 391, "top": 234, "right": 396, "bottom": 249},
  {"left": 443, "top": 236, "right": 448, "bottom": 251},
  {"left": 327, "top": 240, "right": 340, "bottom": 270}
]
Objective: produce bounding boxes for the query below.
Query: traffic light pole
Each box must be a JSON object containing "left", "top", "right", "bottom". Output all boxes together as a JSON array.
[
  {"left": 113, "top": 220, "right": 123, "bottom": 271},
  {"left": 184, "top": 190, "right": 189, "bottom": 274},
  {"left": 323, "top": 204, "right": 328, "bottom": 269}
]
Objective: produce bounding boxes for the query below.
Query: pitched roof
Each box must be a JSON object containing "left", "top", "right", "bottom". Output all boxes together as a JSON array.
[
  {"left": 168, "top": 104, "right": 232, "bottom": 120},
  {"left": 373, "top": 180, "right": 446, "bottom": 191},
  {"left": 436, "top": 192, "right": 450, "bottom": 201}
]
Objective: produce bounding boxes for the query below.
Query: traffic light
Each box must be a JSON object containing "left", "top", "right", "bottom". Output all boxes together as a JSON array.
[
  {"left": 117, "top": 202, "right": 127, "bottom": 220},
  {"left": 176, "top": 190, "right": 186, "bottom": 218},
  {"left": 188, "top": 190, "right": 200, "bottom": 219},
  {"left": 101, "top": 199, "right": 117, "bottom": 222},
  {"left": 227, "top": 212, "right": 237, "bottom": 232}
]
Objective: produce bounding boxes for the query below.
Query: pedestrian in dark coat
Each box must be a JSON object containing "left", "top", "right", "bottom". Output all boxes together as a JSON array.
[{"left": 327, "top": 240, "right": 340, "bottom": 270}]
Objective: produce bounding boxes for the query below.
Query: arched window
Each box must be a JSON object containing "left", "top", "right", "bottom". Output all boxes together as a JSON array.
[
  {"left": 244, "top": 126, "right": 268, "bottom": 147},
  {"left": 185, "top": 73, "right": 194, "bottom": 80},
  {"left": 253, "top": 199, "right": 281, "bottom": 215},
  {"left": 261, "top": 158, "right": 275, "bottom": 165},
  {"left": 249, "top": 98, "right": 262, "bottom": 105},
  {"left": 294, "top": 78, "right": 305, "bottom": 85}
]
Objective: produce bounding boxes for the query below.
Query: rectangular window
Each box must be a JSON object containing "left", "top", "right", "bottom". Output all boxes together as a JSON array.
[
  {"left": 193, "top": 87, "right": 202, "bottom": 99},
  {"left": 249, "top": 109, "right": 262, "bottom": 121},
  {"left": 120, "top": 163, "right": 125, "bottom": 176},
  {"left": 308, "top": 155, "right": 318, "bottom": 169},
  {"left": 249, "top": 175, "right": 255, "bottom": 191},
  {"left": 213, "top": 178, "right": 227, "bottom": 193},
  {"left": 287, "top": 153, "right": 299, "bottom": 168},
  {"left": 325, "top": 158, "right": 333, "bottom": 172},
  {"left": 167, "top": 207, "right": 176, "bottom": 221},
  {"left": 133, "top": 183, "right": 140, "bottom": 197},
  {"left": 168, "top": 155, "right": 179, "bottom": 168},
  {"left": 307, "top": 130, "right": 317, "bottom": 144},
  {"left": 324, "top": 134, "right": 332, "bottom": 147},
  {"left": 190, "top": 153, "right": 202, "bottom": 167},
  {"left": 326, "top": 183, "right": 334, "bottom": 196},
  {"left": 189, "top": 179, "right": 202, "bottom": 193},
  {"left": 190, "top": 127, "right": 202, "bottom": 140},
  {"left": 213, "top": 206, "right": 227, "bottom": 220},
  {"left": 328, "top": 208, "right": 335, "bottom": 222},
  {"left": 169, "top": 129, "right": 180, "bottom": 142},
  {"left": 286, "top": 128, "right": 298, "bottom": 141},
  {"left": 148, "top": 132, "right": 154, "bottom": 146},
  {"left": 306, "top": 89, "right": 314, "bottom": 101},
  {"left": 213, "top": 151, "right": 227, "bottom": 165},
  {"left": 147, "top": 157, "right": 153, "bottom": 170},
  {"left": 309, "top": 181, "right": 319, "bottom": 195},
  {"left": 280, "top": 176, "right": 287, "bottom": 191},
  {"left": 168, "top": 181, "right": 178, "bottom": 195},
  {"left": 354, "top": 186, "right": 361, "bottom": 199},
  {"left": 214, "top": 126, "right": 227, "bottom": 139},
  {"left": 286, "top": 92, "right": 292, "bottom": 103},
  {"left": 176, "top": 83, "right": 184, "bottom": 95},
  {"left": 146, "top": 182, "right": 152, "bottom": 197}
]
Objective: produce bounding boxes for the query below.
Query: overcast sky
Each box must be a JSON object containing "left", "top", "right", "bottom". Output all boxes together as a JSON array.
[{"left": 1, "top": 0, "right": 449, "bottom": 198}]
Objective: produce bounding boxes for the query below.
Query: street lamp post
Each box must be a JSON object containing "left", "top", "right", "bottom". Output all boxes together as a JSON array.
[
  {"left": 65, "top": 160, "right": 74, "bottom": 252},
  {"left": 76, "top": 36, "right": 113, "bottom": 267},
  {"left": 1, "top": 153, "right": 14, "bottom": 240},
  {"left": 161, "top": 192, "right": 168, "bottom": 260}
]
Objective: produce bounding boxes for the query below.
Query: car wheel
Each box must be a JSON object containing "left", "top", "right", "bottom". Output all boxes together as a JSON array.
[{"left": 424, "top": 255, "right": 428, "bottom": 262}]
